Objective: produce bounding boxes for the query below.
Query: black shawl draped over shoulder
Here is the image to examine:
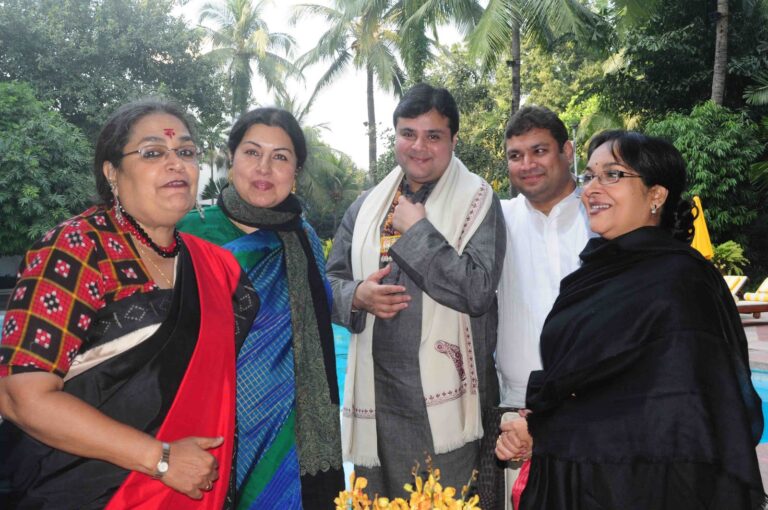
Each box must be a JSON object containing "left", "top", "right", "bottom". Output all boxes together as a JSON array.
[{"left": 521, "top": 226, "right": 766, "bottom": 510}]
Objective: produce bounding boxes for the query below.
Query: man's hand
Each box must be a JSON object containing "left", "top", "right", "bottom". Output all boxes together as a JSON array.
[
  {"left": 392, "top": 196, "right": 426, "bottom": 234},
  {"left": 352, "top": 264, "right": 411, "bottom": 319}
]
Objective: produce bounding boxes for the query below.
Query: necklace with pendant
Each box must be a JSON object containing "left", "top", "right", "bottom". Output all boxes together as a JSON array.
[{"left": 136, "top": 241, "right": 175, "bottom": 287}]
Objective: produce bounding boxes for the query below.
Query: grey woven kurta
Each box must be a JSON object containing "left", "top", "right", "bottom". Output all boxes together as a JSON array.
[{"left": 326, "top": 181, "right": 505, "bottom": 499}]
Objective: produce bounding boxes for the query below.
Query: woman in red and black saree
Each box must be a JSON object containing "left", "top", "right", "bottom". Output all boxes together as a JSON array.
[{"left": 0, "top": 99, "right": 257, "bottom": 510}]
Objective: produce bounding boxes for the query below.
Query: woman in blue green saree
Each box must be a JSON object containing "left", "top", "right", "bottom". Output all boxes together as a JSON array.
[{"left": 178, "top": 108, "right": 343, "bottom": 509}]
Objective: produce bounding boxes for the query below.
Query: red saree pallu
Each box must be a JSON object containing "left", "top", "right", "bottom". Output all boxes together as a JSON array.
[{"left": 106, "top": 234, "right": 240, "bottom": 509}]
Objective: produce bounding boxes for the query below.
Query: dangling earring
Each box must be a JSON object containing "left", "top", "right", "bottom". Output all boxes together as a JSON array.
[
  {"left": 291, "top": 180, "right": 297, "bottom": 194},
  {"left": 195, "top": 199, "right": 206, "bottom": 220},
  {"left": 110, "top": 181, "right": 123, "bottom": 222},
  {"left": 651, "top": 204, "right": 658, "bottom": 215}
]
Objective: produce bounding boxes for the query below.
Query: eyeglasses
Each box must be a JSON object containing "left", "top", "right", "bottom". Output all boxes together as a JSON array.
[
  {"left": 577, "top": 169, "right": 643, "bottom": 186},
  {"left": 121, "top": 145, "right": 199, "bottom": 163}
]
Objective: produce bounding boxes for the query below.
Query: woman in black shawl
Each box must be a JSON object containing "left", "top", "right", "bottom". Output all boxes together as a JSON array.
[{"left": 497, "top": 130, "right": 766, "bottom": 509}]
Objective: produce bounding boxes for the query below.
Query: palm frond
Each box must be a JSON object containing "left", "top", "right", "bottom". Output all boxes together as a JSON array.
[
  {"left": 468, "top": 0, "right": 515, "bottom": 71},
  {"left": 744, "top": 69, "right": 768, "bottom": 105}
]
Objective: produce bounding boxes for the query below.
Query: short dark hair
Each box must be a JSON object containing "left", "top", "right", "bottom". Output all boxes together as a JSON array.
[
  {"left": 392, "top": 83, "right": 459, "bottom": 136},
  {"left": 228, "top": 107, "right": 307, "bottom": 170},
  {"left": 587, "top": 130, "right": 694, "bottom": 243},
  {"left": 93, "top": 98, "right": 196, "bottom": 204},
  {"left": 505, "top": 105, "right": 569, "bottom": 150}
]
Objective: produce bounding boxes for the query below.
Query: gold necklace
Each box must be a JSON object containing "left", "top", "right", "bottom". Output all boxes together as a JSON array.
[{"left": 136, "top": 240, "right": 175, "bottom": 287}]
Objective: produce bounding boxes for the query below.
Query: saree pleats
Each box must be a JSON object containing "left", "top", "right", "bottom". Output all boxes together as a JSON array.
[{"left": 224, "top": 231, "right": 302, "bottom": 506}]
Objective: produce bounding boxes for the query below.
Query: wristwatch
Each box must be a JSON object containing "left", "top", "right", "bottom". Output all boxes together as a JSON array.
[{"left": 153, "top": 442, "right": 171, "bottom": 479}]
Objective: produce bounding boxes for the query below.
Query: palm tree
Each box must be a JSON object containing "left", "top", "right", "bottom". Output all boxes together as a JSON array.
[
  {"left": 291, "top": 0, "right": 405, "bottom": 175},
  {"left": 468, "top": 0, "right": 602, "bottom": 115},
  {"left": 390, "top": 0, "right": 483, "bottom": 83},
  {"left": 711, "top": 0, "right": 729, "bottom": 104},
  {"left": 198, "top": 119, "right": 231, "bottom": 204},
  {"left": 199, "top": 0, "right": 297, "bottom": 116},
  {"left": 298, "top": 125, "right": 365, "bottom": 237}
]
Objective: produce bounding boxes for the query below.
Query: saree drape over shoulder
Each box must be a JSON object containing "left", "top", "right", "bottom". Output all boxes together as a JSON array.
[
  {"left": 0, "top": 206, "right": 256, "bottom": 510},
  {"left": 178, "top": 191, "right": 343, "bottom": 510},
  {"left": 521, "top": 227, "right": 766, "bottom": 510}
]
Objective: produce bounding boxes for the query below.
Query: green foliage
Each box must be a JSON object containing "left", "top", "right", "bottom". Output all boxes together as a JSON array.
[
  {"left": 374, "top": 129, "right": 398, "bottom": 185},
  {"left": 712, "top": 240, "right": 749, "bottom": 276},
  {"left": 597, "top": 0, "right": 768, "bottom": 118},
  {"left": 0, "top": 83, "right": 93, "bottom": 255},
  {"left": 521, "top": 37, "right": 604, "bottom": 115},
  {"left": 645, "top": 102, "right": 761, "bottom": 246},
  {"left": 298, "top": 126, "right": 366, "bottom": 239},
  {"left": 0, "top": 0, "right": 229, "bottom": 141},
  {"left": 469, "top": 0, "right": 603, "bottom": 72}
]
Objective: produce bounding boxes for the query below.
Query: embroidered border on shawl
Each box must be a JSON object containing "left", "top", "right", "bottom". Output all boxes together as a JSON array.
[
  {"left": 343, "top": 406, "right": 376, "bottom": 419},
  {"left": 461, "top": 315, "right": 479, "bottom": 394},
  {"left": 456, "top": 181, "right": 489, "bottom": 248},
  {"left": 425, "top": 381, "right": 468, "bottom": 406}
]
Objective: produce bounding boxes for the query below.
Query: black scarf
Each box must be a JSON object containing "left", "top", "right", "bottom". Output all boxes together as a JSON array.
[
  {"left": 526, "top": 226, "right": 764, "bottom": 500},
  {"left": 219, "top": 185, "right": 342, "bottom": 476}
]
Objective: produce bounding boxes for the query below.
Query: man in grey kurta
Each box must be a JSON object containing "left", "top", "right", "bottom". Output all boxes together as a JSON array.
[{"left": 326, "top": 83, "right": 505, "bottom": 499}]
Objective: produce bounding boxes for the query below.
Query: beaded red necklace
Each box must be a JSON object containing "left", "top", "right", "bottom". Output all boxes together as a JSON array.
[{"left": 117, "top": 204, "right": 181, "bottom": 258}]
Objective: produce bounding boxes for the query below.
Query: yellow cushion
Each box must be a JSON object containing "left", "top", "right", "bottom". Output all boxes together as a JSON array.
[
  {"left": 744, "top": 291, "right": 768, "bottom": 302},
  {"left": 724, "top": 275, "right": 747, "bottom": 293}
]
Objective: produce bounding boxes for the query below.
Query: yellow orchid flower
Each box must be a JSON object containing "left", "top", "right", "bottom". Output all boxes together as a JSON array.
[{"left": 335, "top": 462, "right": 482, "bottom": 509}]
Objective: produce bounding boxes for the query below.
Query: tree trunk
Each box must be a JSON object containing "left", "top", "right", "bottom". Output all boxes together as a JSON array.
[
  {"left": 510, "top": 19, "right": 521, "bottom": 116},
  {"left": 367, "top": 64, "right": 377, "bottom": 176},
  {"left": 711, "top": 0, "right": 729, "bottom": 105}
]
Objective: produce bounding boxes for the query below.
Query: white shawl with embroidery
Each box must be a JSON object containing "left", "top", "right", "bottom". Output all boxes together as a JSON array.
[{"left": 343, "top": 156, "right": 492, "bottom": 467}]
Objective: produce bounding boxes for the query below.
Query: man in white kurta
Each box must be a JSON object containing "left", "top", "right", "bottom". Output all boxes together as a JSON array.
[{"left": 479, "top": 106, "right": 591, "bottom": 509}]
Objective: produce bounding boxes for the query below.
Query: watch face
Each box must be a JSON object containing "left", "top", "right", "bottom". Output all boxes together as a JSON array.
[{"left": 158, "top": 461, "right": 169, "bottom": 473}]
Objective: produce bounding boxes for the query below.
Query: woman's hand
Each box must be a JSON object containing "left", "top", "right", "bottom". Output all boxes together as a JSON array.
[
  {"left": 161, "top": 436, "right": 223, "bottom": 499},
  {"left": 495, "top": 416, "right": 532, "bottom": 462}
]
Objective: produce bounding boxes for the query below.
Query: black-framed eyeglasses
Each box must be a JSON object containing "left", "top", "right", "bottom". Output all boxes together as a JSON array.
[
  {"left": 577, "top": 169, "right": 643, "bottom": 186},
  {"left": 121, "top": 145, "right": 199, "bottom": 163}
]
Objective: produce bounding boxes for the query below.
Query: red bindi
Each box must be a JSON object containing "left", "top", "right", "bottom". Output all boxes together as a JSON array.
[{"left": 163, "top": 128, "right": 176, "bottom": 138}]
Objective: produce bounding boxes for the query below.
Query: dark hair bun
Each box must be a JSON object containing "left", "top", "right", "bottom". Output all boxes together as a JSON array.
[{"left": 672, "top": 197, "right": 695, "bottom": 243}]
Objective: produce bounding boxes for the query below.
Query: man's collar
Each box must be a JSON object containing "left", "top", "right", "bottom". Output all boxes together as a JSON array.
[
  {"left": 402, "top": 178, "right": 437, "bottom": 204},
  {"left": 523, "top": 186, "right": 581, "bottom": 216}
]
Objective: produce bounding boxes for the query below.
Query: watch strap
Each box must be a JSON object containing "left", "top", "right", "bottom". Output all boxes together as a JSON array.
[{"left": 153, "top": 441, "right": 171, "bottom": 479}]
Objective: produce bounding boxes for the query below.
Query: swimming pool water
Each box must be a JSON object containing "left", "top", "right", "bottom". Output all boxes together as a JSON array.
[
  {"left": 752, "top": 370, "right": 768, "bottom": 444},
  {"left": 333, "top": 324, "right": 350, "bottom": 404}
]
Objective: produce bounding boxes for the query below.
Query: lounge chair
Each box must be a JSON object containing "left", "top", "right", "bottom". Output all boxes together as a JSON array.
[
  {"left": 737, "top": 277, "right": 768, "bottom": 319},
  {"left": 723, "top": 275, "right": 748, "bottom": 299}
]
